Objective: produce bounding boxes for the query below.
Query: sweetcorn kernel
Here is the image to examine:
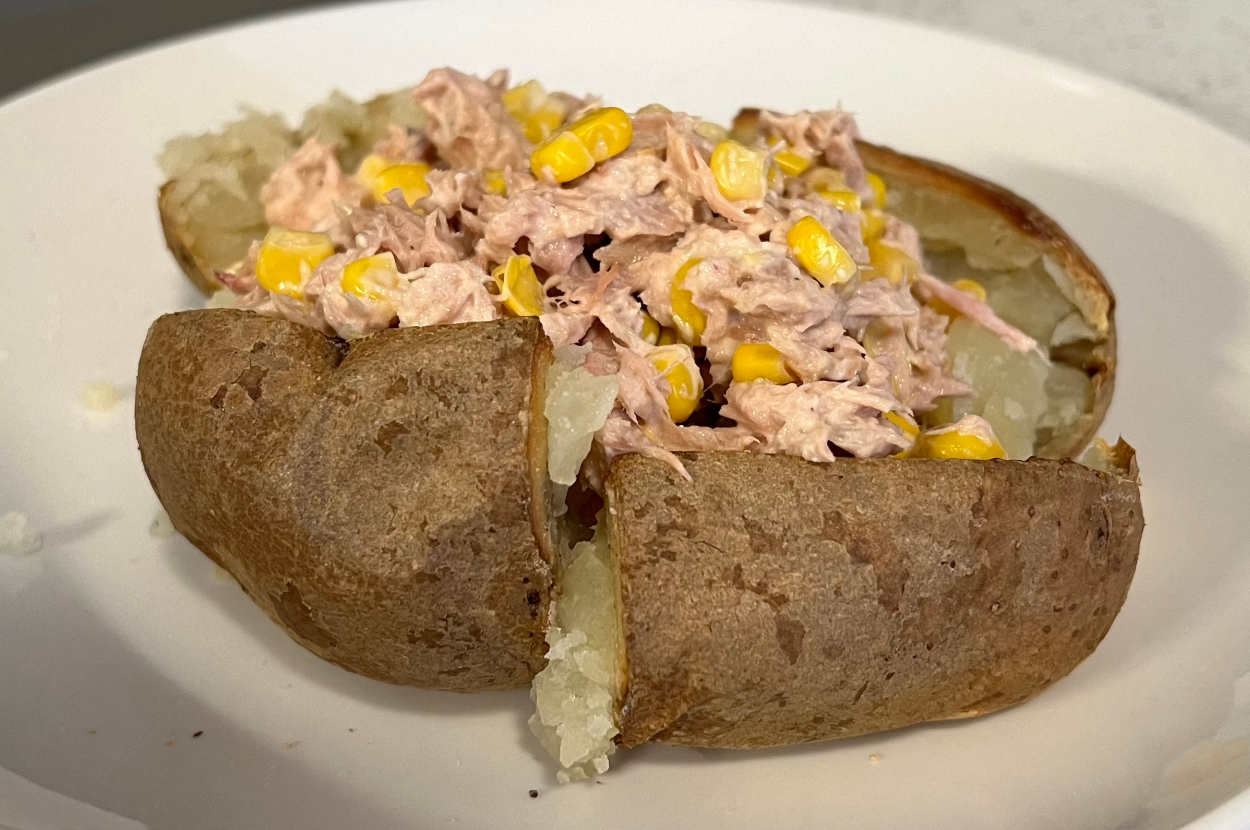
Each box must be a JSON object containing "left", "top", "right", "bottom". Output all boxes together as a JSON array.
[
  {"left": 530, "top": 131, "right": 596, "bottom": 183},
  {"left": 817, "top": 189, "right": 862, "bottom": 212},
  {"left": 641, "top": 312, "right": 661, "bottom": 345},
  {"left": 773, "top": 149, "right": 812, "bottom": 177},
  {"left": 670, "top": 258, "right": 707, "bottom": 345},
  {"left": 710, "top": 140, "right": 768, "bottom": 202},
  {"left": 255, "top": 228, "right": 335, "bottom": 299},
  {"left": 648, "top": 345, "right": 703, "bottom": 424},
  {"left": 731, "top": 344, "right": 796, "bottom": 384},
  {"left": 567, "top": 107, "right": 633, "bottom": 162},
  {"left": 885, "top": 411, "right": 920, "bottom": 437},
  {"left": 372, "top": 163, "right": 431, "bottom": 206},
  {"left": 861, "top": 208, "right": 888, "bottom": 241},
  {"left": 341, "top": 252, "right": 402, "bottom": 302},
  {"left": 787, "top": 216, "right": 857, "bottom": 286},
  {"left": 483, "top": 169, "right": 508, "bottom": 196},
  {"left": 492, "top": 255, "right": 545, "bottom": 317},
  {"left": 866, "top": 240, "right": 919, "bottom": 285},
  {"left": 913, "top": 428, "right": 1006, "bottom": 460},
  {"left": 866, "top": 171, "right": 888, "bottom": 208}
]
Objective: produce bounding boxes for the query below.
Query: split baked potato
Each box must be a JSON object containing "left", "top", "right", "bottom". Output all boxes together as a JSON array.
[{"left": 140, "top": 70, "right": 1143, "bottom": 783}]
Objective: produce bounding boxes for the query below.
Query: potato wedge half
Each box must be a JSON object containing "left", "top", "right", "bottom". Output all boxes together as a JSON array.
[
  {"left": 858, "top": 141, "right": 1115, "bottom": 459},
  {"left": 135, "top": 310, "right": 554, "bottom": 690},
  {"left": 605, "top": 450, "right": 1143, "bottom": 749},
  {"left": 157, "top": 88, "right": 424, "bottom": 293}
]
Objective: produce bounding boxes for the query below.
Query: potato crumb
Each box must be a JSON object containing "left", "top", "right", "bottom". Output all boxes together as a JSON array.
[
  {"left": 80, "top": 381, "right": 124, "bottom": 413},
  {"left": 0, "top": 511, "right": 42, "bottom": 556},
  {"left": 149, "top": 510, "right": 178, "bottom": 539},
  {"left": 870, "top": 753, "right": 882, "bottom": 764}
]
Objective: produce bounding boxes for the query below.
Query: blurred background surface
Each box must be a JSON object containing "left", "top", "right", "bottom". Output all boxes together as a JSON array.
[{"left": 1, "top": 0, "right": 1249, "bottom": 141}]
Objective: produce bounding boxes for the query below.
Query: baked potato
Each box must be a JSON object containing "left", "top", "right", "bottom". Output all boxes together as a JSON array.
[{"left": 141, "top": 68, "right": 1143, "bottom": 782}]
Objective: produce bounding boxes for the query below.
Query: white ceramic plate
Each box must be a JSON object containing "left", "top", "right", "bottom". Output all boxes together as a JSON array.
[{"left": 3, "top": 1, "right": 1250, "bottom": 827}]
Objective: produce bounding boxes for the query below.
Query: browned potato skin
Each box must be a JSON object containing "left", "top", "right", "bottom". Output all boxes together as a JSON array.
[
  {"left": 135, "top": 309, "right": 554, "bottom": 691},
  {"left": 157, "top": 181, "right": 223, "bottom": 295},
  {"left": 607, "top": 451, "right": 1143, "bottom": 749}
]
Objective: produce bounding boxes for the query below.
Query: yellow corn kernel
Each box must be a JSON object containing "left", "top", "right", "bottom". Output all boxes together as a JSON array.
[
  {"left": 656, "top": 326, "right": 680, "bottom": 346},
  {"left": 373, "top": 163, "right": 431, "bottom": 206},
  {"left": 885, "top": 411, "right": 920, "bottom": 437},
  {"left": 773, "top": 149, "right": 812, "bottom": 177},
  {"left": 710, "top": 140, "right": 768, "bottom": 202},
  {"left": 805, "top": 166, "right": 849, "bottom": 192},
  {"left": 953, "top": 278, "right": 988, "bottom": 302},
  {"left": 861, "top": 208, "right": 887, "bottom": 241},
  {"left": 503, "top": 80, "right": 546, "bottom": 118},
  {"left": 483, "top": 169, "right": 508, "bottom": 196},
  {"left": 817, "top": 189, "right": 862, "bottom": 213},
  {"left": 694, "top": 121, "right": 730, "bottom": 144},
  {"left": 354, "top": 153, "right": 391, "bottom": 188},
  {"left": 731, "top": 344, "right": 797, "bottom": 384},
  {"left": 767, "top": 164, "right": 784, "bottom": 192},
  {"left": 866, "top": 239, "right": 920, "bottom": 285},
  {"left": 503, "top": 80, "right": 568, "bottom": 143},
  {"left": 525, "top": 106, "right": 567, "bottom": 143},
  {"left": 787, "top": 216, "right": 857, "bottom": 286},
  {"left": 670, "top": 257, "right": 707, "bottom": 345},
  {"left": 341, "top": 252, "right": 402, "bottom": 302},
  {"left": 648, "top": 346, "right": 703, "bottom": 424},
  {"left": 530, "top": 130, "right": 596, "bottom": 183},
  {"left": 568, "top": 107, "right": 633, "bottom": 162},
  {"left": 491, "top": 254, "right": 545, "bottom": 317},
  {"left": 913, "top": 428, "right": 1006, "bottom": 460},
  {"left": 866, "top": 171, "right": 888, "bottom": 208},
  {"left": 641, "top": 311, "right": 661, "bottom": 345},
  {"left": 255, "top": 228, "right": 334, "bottom": 300},
  {"left": 928, "top": 278, "right": 988, "bottom": 321}
]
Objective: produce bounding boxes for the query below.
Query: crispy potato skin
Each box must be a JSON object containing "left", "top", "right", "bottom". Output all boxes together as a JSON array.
[
  {"left": 158, "top": 181, "right": 222, "bottom": 295},
  {"left": 135, "top": 309, "right": 553, "bottom": 691},
  {"left": 607, "top": 452, "right": 1143, "bottom": 749}
]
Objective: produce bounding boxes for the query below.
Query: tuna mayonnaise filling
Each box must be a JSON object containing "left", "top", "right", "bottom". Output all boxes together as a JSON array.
[{"left": 216, "top": 66, "right": 1041, "bottom": 471}]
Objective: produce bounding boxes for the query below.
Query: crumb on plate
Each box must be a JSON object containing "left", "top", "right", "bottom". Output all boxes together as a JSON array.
[
  {"left": 80, "top": 380, "right": 124, "bottom": 413},
  {"left": 0, "top": 511, "right": 42, "bottom": 556}
]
